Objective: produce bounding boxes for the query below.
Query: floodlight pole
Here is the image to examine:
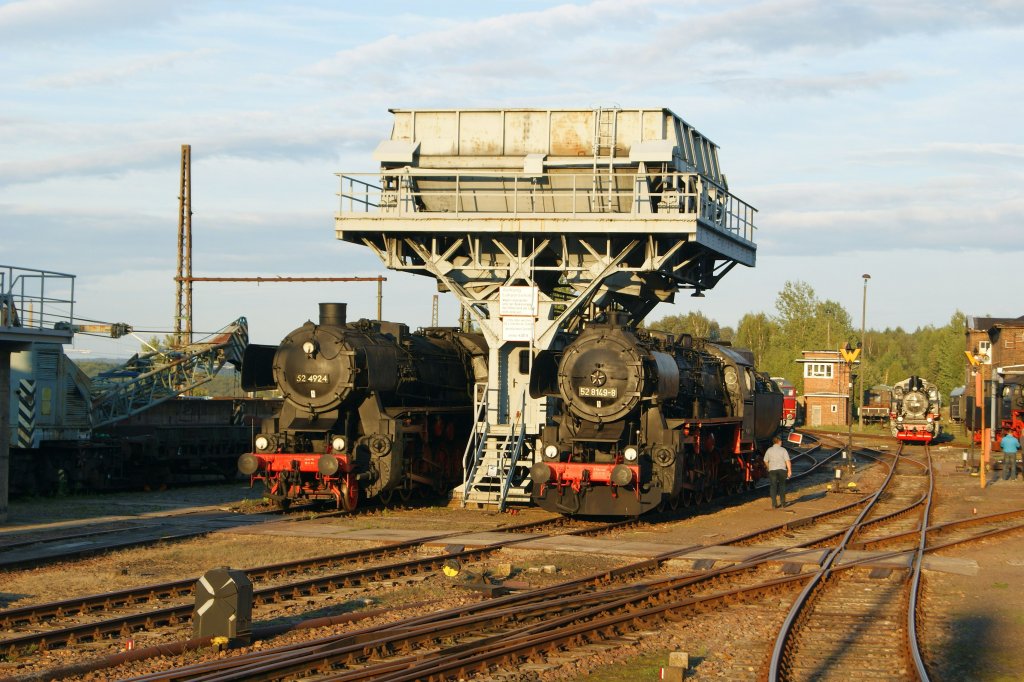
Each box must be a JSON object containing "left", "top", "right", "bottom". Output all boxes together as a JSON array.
[{"left": 858, "top": 273, "right": 870, "bottom": 430}]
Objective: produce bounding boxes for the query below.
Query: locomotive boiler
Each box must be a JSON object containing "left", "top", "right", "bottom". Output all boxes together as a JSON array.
[
  {"left": 238, "top": 303, "right": 487, "bottom": 510},
  {"left": 529, "top": 311, "right": 783, "bottom": 516},
  {"left": 890, "top": 375, "right": 941, "bottom": 442}
]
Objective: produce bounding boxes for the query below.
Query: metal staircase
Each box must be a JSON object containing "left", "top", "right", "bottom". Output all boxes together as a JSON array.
[
  {"left": 591, "top": 107, "right": 619, "bottom": 212},
  {"left": 459, "top": 387, "right": 533, "bottom": 510}
]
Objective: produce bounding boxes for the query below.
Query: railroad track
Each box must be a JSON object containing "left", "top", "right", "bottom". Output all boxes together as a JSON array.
[
  {"left": 9, "top": 437, "right": 1021, "bottom": 680},
  {"left": 0, "top": 438, "right": 880, "bottom": 675},
  {"left": 102, "top": 488, "right": 1024, "bottom": 681},
  {"left": 95, "top": 440, "right": 1021, "bottom": 682},
  {"left": 0, "top": 493, "right": 466, "bottom": 570},
  {"left": 0, "top": 515, "right": 632, "bottom": 658}
]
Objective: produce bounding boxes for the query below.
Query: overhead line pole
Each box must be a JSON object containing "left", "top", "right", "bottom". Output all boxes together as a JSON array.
[{"left": 174, "top": 144, "right": 192, "bottom": 348}]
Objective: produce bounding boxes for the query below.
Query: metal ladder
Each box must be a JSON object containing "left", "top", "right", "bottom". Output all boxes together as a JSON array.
[
  {"left": 592, "top": 107, "right": 619, "bottom": 212},
  {"left": 459, "top": 389, "right": 532, "bottom": 510}
]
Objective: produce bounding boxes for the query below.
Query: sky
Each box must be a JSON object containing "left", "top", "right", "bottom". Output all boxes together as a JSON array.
[{"left": 2, "top": 0, "right": 1022, "bottom": 358}]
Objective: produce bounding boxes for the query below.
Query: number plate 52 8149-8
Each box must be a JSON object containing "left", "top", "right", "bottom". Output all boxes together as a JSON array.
[{"left": 578, "top": 386, "right": 617, "bottom": 398}]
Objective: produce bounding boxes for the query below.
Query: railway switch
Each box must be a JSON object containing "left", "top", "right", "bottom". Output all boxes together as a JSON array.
[{"left": 192, "top": 567, "right": 253, "bottom": 643}]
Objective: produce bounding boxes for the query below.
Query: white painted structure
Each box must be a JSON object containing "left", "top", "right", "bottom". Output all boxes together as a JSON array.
[{"left": 335, "top": 108, "right": 758, "bottom": 508}]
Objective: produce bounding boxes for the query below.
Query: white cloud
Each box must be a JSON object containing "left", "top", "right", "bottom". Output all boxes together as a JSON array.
[
  {"left": 31, "top": 48, "right": 220, "bottom": 89},
  {"left": 0, "top": 0, "right": 187, "bottom": 43},
  {"left": 3, "top": 0, "right": 1022, "bottom": 347}
]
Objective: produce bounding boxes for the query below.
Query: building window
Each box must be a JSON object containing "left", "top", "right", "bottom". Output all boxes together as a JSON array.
[
  {"left": 804, "top": 363, "right": 834, "bottom": 379},
  {"left": 830, "top": 404, "right": 838, "bottom": 412}
]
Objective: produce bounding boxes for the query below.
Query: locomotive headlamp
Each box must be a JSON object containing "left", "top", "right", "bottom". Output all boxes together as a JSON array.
[
  {"left": 544, "top": 444, "right": 559, "bottom": 459},
  {"left": 302, "top": 340, "right": 318, "bottom": 357},
  {"left": 254, "top": 435, "right": 270, "bottom": 451},
  {"left": 332, "top": 436, "right": 347, "bottom": 452},
  {"left": 623, "top": 446, "right": 639, "bottom": 462},
  {"left": 927, "top": 417, "right": 933, "bottom": 423}
]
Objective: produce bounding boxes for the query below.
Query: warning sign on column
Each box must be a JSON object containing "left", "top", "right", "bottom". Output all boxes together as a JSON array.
[
  {"left": 499, "top": 286, "right": 538, "bottom": 317},
  {"left": 502, "top": 316, "right": 534, "bottom": 342}
]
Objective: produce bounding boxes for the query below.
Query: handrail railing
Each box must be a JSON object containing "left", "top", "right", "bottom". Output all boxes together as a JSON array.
[
  {"left": 461, "top": 382, "right": 491, "bottom": 507},
  {"left": 0, "top": 265, "right": 75, "bottom": 332},
  {"left": 336, "top": 170, "right": 757, "bottom": 243},
  {"left": 498, "top": 391, "right": 528, "bottom": 512}
]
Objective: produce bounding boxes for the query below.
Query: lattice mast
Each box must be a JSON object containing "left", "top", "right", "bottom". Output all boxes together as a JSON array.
[{"left": 174, "top": 144, "right": 193, "bottom": 348}]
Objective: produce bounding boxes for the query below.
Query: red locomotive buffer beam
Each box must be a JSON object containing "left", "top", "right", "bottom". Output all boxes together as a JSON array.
[
  {"left": 238, "top": 448, "right": 358, "bottom": 511},
  {"left": 531, "top": 460, "right": 644, "bottom": 515},
  {"left": 895, "top": 428, "right": 936, "bottom": 443},
  {"left": 893, "top": 413, "right": 940, "bottom": 443}
]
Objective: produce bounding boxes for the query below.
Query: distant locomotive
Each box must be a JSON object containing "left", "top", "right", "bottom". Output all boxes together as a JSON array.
[
  {"left": 964, "top": 376, "right": 1024, "bottom": 441},
  {"left": 237, "top": 303, "right": 487, "bottom": 511},
  {"left": 529, "top": 312, "right": 783, "bottom": 516},
  {"left": 771, "top": 376, "right": 798, "bottom": 428},
  {"left": 860, "top": 384, "right": 893, "bottom": 424},
  {"left": 890, "top": 376, "right": 941, "bottom": 442}
]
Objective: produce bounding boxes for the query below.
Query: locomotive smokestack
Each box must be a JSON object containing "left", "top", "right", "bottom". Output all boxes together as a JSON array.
[
  {"left": 607, "top": 310, "right": 630, "bottom": 327},
  {"left": 319, "top": 303, "right": 347, "bottom": 326}
]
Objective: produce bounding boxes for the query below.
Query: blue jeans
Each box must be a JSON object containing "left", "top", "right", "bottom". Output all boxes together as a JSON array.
[
  {"left": 768, "top": 469, "right": 788, "bottom": 507},
  {"left": 1003, "top": 451, "right": 1018, "bottom": 481}
]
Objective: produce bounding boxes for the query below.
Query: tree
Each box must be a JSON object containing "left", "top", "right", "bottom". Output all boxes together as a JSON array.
[
  {"left": 735, "top": 312, "right": 777, "bottom": 365},
  {"left": 647, "top": 311, "right": 721, "bottom": 340}
]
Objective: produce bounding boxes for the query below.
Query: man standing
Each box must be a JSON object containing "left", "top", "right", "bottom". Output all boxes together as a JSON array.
[
  {"left": 764, "top": 436, "right": 792, "bottom": 508},
  {"left": 999, "top": 430, "right": 1020, "bottom": 481}
]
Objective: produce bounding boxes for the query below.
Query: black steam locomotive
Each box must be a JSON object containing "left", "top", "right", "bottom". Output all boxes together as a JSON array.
[
  {"left": 890, "top": 375, "right": 941, "bottom": 442},
  {"left": 529, "top": 312, "right": 783, "bottom": 516},
  {"left": 238, "top": 303, "right": 487, "bottom": 510},
  {"left": 964, "top": 376, "right": 1024, "bottom": 436}
]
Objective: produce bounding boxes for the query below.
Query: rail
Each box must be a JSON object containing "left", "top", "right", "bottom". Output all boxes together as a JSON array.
[
  {"left": 0, "top": 264, "right": 75, "bottom": 332},
  {"left": 336, "top": 169, "right": 757, "bottom": 243}
]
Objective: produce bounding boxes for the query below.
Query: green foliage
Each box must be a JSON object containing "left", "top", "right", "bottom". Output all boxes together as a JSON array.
[
  {"left": 647, "top": 283, "right": 969, "bottom": 399},
  {"left": 647, "top": 310, "right": 721, "bottom": 340},
  {"left": 74, "top": 359, "right": 120, "bottom": 378}
]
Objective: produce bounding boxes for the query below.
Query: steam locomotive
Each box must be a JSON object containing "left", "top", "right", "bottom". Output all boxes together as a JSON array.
[
  {"left": 890, "top": 375, "right": 941, "bottom": 442},
  {"left": 964, "top": 377, "right": 1024, "bottom": 435},
  {"left": 528, "top": 312, "right": 783, "bottom": 516},
  {"left": 771, "top": 376, "right": 799, "bottom": 428},
  {"left": 237, "top": 303, "right": 487, "bottom": 510}
]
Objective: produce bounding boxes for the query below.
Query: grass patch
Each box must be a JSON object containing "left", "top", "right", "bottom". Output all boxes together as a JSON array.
[
  {"left": 583, "top": 646, "right": 708, "bottom": 681},
  {"left": 993, "top": 582, "right": 1009, "bottom": 589}
]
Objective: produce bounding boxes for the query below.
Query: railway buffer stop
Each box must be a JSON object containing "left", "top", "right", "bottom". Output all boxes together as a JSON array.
[{"left": 335, "top": 108, "right": 758, "bottom": 509}]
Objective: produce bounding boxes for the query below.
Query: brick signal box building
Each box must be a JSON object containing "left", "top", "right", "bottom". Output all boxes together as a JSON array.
[{"left": 798, "top": 350, "right": 856, "bottom": 427}]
